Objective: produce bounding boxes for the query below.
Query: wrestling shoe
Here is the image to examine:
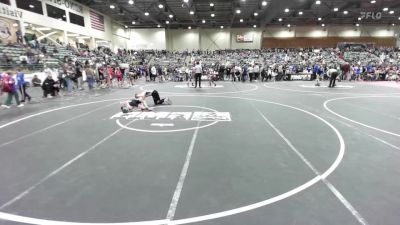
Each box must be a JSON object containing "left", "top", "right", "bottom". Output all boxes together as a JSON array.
[{"left": 164, "top": 97, "right": 172, "bottom": 105}]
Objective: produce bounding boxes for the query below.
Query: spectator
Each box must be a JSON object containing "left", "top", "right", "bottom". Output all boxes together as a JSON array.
[
  {"left": 42, "top": 74, "right": 57, "bottom": 98},
  {"left": 1, "top": 72, "right": 24, "bottom": 108},
  {"left": 16, "top": 68, "right": 31, "bottom": 102},
  {"left": 16, "top": 29, "right": 23, "bottom": 44},
  {"left": 85, "top": 66, "right": 96, "bottom": 90},
  {"left": 31, "top": 75, "right": 42, "bottom": 87}
]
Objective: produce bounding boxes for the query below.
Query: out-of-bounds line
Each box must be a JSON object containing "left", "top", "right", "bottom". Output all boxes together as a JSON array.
[
  {"left": 166, "top": 120, "right": 201, "bottom": 221},
  {"left": 255, "top": 109, "right": 368, "bottom": 225},
  {"left": 324, "top": 96, "right": 400, "bottom": 137},
  {"left": 0, "top": 213, "right": 169, "bottom": 225},
  {"left": 0, "top": 97, "right": 127, "bottom": 130},
  {"left": 140, "top": 83, "right": 259, "bottom": 95},
  {"left": 327, "top": 116, "right": 400, "bottom": 151},
  {"left": 0, "top": 120, "right": 137, "bottom": 211},
  {"left": 263, "top": 83, "right": 400, "bottom": 96},
  {"left": 0, "top": 102, "right": 117, "bottom": 150}
]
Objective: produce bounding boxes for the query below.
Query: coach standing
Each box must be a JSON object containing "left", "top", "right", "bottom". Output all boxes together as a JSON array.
[{"left": 194, "top": 61, "right": 202, "bottom": 88}]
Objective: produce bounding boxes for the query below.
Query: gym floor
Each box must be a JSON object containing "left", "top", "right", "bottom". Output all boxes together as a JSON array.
[{"left": 0, "top": 80, "right": 399, "bottom": 225}]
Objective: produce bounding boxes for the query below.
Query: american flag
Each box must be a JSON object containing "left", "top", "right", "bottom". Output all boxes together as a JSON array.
[{"left": 90, "top": 11, "right": 105, "bottom": 31}]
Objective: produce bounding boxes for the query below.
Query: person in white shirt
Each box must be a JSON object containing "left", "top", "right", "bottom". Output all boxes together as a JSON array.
[
  {"left": 151, "top": 66, "right": 157, "bottom": 81},
  {"left": 254, "top": 64, "right": 260, "bottom": 81},
  {"left": 327, "top": 66, "right": 339, "bottom": 88},
  {"left": 194, "top": 62, "right": 203, "bottom": 88},
  {"left": 248, "top": 65, "right": 254, "bottom": 82},
  {"left": 234, "top": 65, "right": 241, "bottom": 82}
]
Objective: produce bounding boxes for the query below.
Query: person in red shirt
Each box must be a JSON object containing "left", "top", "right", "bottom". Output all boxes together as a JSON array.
[
  {"left": 1, "top": 72, "right": 24, "bottom": 108},
  {"left": 115, "top": 67, "right": 122, "bottom": 87}
]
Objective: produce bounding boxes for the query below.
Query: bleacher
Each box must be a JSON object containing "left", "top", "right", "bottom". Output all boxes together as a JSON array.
[{"left": 0, "top": 43, "right": 76, "bottom": 72}]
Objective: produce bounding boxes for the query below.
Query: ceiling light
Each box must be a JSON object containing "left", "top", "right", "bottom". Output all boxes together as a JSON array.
[
  {"left": 358, "top": 17, "right": 361, "bottom": 20},
  {"left": 220, "top": 25, "right": 224, "bottom": 29},
  {"left": 157, "top": 24, "right": 161, "bottom": 28},
  {"left": 392, "top": 23, "right": 396, "bottom": 26},
  {"left": 202, "top": 19, "right": 206, "bottom": 23},
  {"left": 236, "top": 9, "right": 241, "bottom": 14},
  {"left": 278, "top": 18, "right": 283, "bottom": 22},
  {"left": 389, "top": 10, "right": 394, "bottom": 14},
  {"left": 183, "top": 0, "right": 189, "bottom": 3},
  {"left": 210, "top": 2, "right": 214, "bottom": 7},
  {"left": 334, "top": 8, "right": 338, "bottom": 12},
  {"left": 169, "top": 14, "right": 173, "bottom": 18},
  {"left": 188, "top": 26, "right": 191, "bottom": 29},
  {"left": 29, "top": 4, "right": 34, "bottom": 8},
  {"left": 128, "top": 0, "right": 134, "bottom": 5},
  {"left": 144, "top": 12, "right": 149, "bottom": 16},
  {"left": 321, "top": 23, "right": 325, "bottom": 27},
  {"left": 190, "top": 10, "right": 194, "bottom": 15},
  {"left": 158, "top": 4, "right": 164, "bottom": 9},
  {"left": 398, "top": 17, "right": 400, "bottom": 20},
  {"left": 125, "top": 25, "right": 128, "bottom": 28},
  {"left": 383, "top": 8, "right": 388, "bottom": 11},
  {"left": 299, "top": 11, "right": 303, "bottom": 15},
  {"left": 110, "top": 4, "right": 115, "bottom": 9},
  {"left": 284, "top": 8, "right": 289, "bottom": 13},
  {"left": 211, "top": 13, "right": 215, "bottom": 17},
  {"left": 318, "top": 17, "right": 322, "bottom": 21},
  {"left": 287, "top": 24, "right": 291, "bottom": 27},
  {"left": 254, "top": 12, "right": 258, "bottom": 16},
  {"left": 240, "top": 18, "right": 244, "bottom": 22},
  {"left": 356, "top": 23, "right": 360, "bottom": 26},
  {"left": 132, "top": 21, "right": 136, "bottom": 24},
  {"left": 262, "top": 1, "right": 267, "bottom": 6},
  {"left": 36, "top": 27, "right": 52, "bottom": 31},
  {"left": 12, "top": 23, "right": 18, "bottom": 27},
  {"left": 343, "top": 10, "right": 348, "bottom": 14},
  {"left": 253, "top": 24, "right": 257, "bottom": 28},
  {"left": 166, "top": 21, "right": 169, "bottom": 24},
  {"left": 371, "top": 0, "right": 376, "bottom": 3},
  {"left": 316, "top": 0, "right": 321, "bottom": 5}
]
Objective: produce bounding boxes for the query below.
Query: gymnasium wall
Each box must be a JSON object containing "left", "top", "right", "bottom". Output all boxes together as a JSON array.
[
  {"left": 262, "top": 25, "right": 398, "bottom": 48},
  {"left": 0, "top": 0, "right": 113, "bottom": 43},
  {"left": 262, "top": 37, "right": 396, "bottom": 48},
  {"left": 127, "top": 28, "right": 166, "bottom": 50},
  {"left": 166, "top": 29, "right": 199, "bottom": 51},
  {"left": 127, "top": 25, "right": 398, "bottom": 51}
]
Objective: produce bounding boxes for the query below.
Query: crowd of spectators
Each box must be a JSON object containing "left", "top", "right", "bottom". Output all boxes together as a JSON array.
[{"left": 1, "top": 41, "right": 400, "bottom": 108}]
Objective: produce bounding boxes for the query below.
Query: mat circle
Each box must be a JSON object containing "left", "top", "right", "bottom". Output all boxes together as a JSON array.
[
  {"left": 324, "top": 95, "right": 400, "bottom": 137},
  {"left": 0, "top": 95, "right": 345, "bottom": 225}
]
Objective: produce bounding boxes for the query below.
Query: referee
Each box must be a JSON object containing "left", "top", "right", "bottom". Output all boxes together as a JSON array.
[
  {"left": 328, "top": 66, "right": 339, "bottom": 88},
  {"left": 194, "top": 61, "right": 203, "bottom": 88}
]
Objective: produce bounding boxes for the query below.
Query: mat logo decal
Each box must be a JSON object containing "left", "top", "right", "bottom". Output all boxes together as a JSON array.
[{"left": 111, "top": 111, "right": 231, "bottom": 122}]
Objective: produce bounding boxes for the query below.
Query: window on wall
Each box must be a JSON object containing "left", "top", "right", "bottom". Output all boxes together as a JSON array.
[
  {"left": 16, "top": 0, "right": 43, "bottom": 15},
  {"left": 46, "top": 4, "right": 66, "bottom": 21},
  {"left": 69, "top": 12, "right": 85, "bottom": 27},
  {"left": 0, "top": 0, "right": 11, "bottom": 5}
]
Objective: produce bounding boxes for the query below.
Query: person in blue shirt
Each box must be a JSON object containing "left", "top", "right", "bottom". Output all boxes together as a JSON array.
[
  {"left": 313, "top": 64, "right": 319, "bottom": 81},
  {"left": 16, "top": 68, "right": 31, "bottom": 102}
]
